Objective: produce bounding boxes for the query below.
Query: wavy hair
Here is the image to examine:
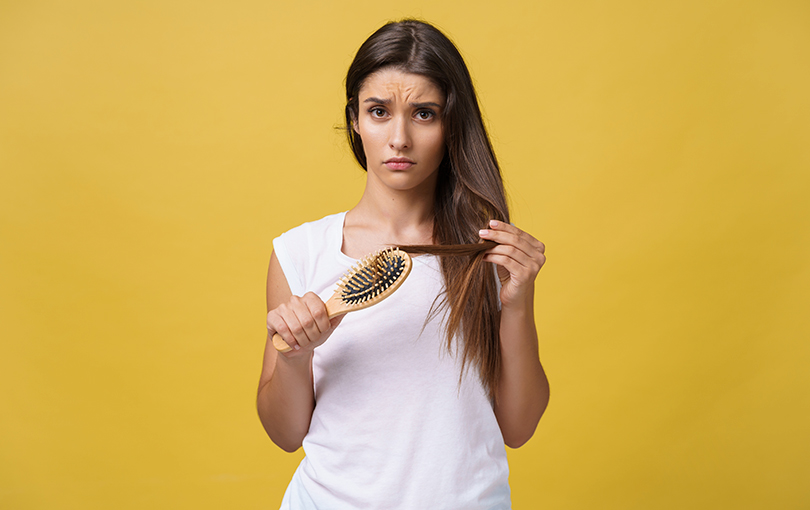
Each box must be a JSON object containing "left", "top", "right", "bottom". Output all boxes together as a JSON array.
[{"left": 344, "top": 19, "right": 510, "bottom": 398}]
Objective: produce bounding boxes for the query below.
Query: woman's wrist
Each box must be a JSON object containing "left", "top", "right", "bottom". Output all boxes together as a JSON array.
[
  {"left": 276, "top": 349, "right": 313, "bottom": 373},
  {"left": 500, "top": 293, "right": 534, "bottom": 315}
]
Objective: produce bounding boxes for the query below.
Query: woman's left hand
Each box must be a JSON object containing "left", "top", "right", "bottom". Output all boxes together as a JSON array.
[{"left": 479, "top": 220, "right": 546, "bottom": 309}]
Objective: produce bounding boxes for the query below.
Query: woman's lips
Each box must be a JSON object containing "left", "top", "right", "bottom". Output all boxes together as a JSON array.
[{"left": 385, "top": 158, "right": 414, "bottom": 170}]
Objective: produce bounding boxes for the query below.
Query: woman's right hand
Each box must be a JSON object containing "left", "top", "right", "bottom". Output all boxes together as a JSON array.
[{"left": 266, "top": 292, "right": 344, "bottom": 357}]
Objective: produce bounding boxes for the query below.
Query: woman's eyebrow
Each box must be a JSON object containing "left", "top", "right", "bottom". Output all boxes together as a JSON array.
[
  {"left": 410, "top": 101, "right": 442, "bottom": 109},
  {"left": 363, "top": 97, "right": 391, "bottom": 104},
  {"left": 362, "top": 97, "right": 442, "bottom": 109}
]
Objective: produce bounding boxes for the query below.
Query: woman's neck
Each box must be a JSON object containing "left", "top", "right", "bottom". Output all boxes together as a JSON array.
[{"left": 342, "top": 181, "right": 436, "bottom": 258}]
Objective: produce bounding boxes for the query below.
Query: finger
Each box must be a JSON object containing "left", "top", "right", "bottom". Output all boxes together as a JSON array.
[
  {"left": 272, "top": 333, "right": 293, "bottom": 353},
  {"left": 483, "top": 247, "right": 531, "bottom": 276},
  {"left": 484, "top": 244, "right": 545, "bottom": 276},
  {"left": 330, "top": 314, "right": 346, "bottom": 329},
  {"left": 301, "top": 292, "right": 331, "bottom": 335},
  {"left": 286, "top": 296, "right": 323, "bottom": 350},
  {"left": 483, "top": 220, "right": 545, "bottom": 253},
  {"left": 480, "top": 228, "right": 536, "bottom": 264},
  {"left": 486, "top": 240, "right": 546, "bottom": 264},
  {"left": 310, "top": 313, "right": 347, "bottom": 349},
  {"left": 267, "top": 307, "right": 303, "bottom": 351},
  {"left": 479, "top": 221, "right": 529, "bottom": 249},
  {"left": 480, "top": 227, "right": 545, "bottom": 266}
]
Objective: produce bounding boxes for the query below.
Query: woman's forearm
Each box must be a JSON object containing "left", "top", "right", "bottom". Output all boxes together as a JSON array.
[
  {"left": 257, "top": 252, "right": 324, "bottom": 451},
  {"left": 493, "top": 300, "right": 550, "bottom": 448},
  {"left": 256, "top": 346, "right": 315, "bottom": 452}
]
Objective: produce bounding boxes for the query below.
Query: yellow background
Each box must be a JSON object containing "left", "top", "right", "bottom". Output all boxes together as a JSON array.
[{"left": 1, "top": 1, "right": 808, "bottom": 508}]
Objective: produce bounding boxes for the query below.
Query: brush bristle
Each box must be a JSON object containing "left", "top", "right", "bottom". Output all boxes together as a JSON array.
[{"left": 338, "top": 248, "right": 408, "bottom": 306}]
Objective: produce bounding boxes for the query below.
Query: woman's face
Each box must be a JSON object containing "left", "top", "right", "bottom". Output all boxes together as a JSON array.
[{"left": 354, "top": 68, "right": 446, "bottom": 195}]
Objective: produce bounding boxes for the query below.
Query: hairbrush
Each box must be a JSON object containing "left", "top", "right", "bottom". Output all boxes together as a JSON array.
[{"left": 272, "top": 247, "right": 412, "bottom": 352}]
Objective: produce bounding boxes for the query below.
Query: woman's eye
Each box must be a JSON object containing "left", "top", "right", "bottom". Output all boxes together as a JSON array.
[
  {"left": 370, "top": 107, "right": 386, "bottom": 118},
  {"left": 416, "top": 110, "right": 435, "bottom": 120}
]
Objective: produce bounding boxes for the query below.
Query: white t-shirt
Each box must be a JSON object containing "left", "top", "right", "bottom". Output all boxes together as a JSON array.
[{"left": 272, "top": 212, "right": 511, "bottom": 509}]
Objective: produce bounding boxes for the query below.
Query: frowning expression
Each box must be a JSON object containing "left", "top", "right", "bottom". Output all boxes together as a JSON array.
[{"left": 355, "top": 68, "right": 446, "bottom": 194}]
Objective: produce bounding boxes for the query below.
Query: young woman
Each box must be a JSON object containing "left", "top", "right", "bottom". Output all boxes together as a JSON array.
[{"left": 257, "top": 19, "right": 549, "bottom": 509}]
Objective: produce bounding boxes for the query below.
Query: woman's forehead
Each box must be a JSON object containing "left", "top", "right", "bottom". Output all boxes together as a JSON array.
[{"left": 358, "top": 68, "right": 444, "bottom": 103}]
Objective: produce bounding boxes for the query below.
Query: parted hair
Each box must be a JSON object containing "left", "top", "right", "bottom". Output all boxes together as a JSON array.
[{"left": 344, "top": 19, "right": 510, "bottom": 398}]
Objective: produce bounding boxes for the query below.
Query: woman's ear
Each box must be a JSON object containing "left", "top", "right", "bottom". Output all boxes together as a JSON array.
[{"left": 347, "top": 100, "right": 360, "bottom": 134}]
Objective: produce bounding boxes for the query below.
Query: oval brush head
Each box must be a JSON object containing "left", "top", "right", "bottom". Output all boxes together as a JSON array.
[
  {"left": 272, "top": 248, "right": 412, "bottom": 353},
  {"left": 338, "top": 248, "right": 411, "bottom": 307}
]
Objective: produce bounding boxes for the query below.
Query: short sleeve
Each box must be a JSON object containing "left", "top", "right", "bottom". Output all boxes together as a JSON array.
[
  {"left": 270, "top": 212, "right": 349, "bottom": 300},
  {"left": 273, "top": 234, "right": 306, "bottom": 297}
]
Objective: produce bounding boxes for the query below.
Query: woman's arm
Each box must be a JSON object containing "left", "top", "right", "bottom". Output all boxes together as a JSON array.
[
  {"left": 479, "top": 220, "right": 550, "bottom": 448},
  {"left": 256, "top": 252, "right": 342, "bottom": 452}
]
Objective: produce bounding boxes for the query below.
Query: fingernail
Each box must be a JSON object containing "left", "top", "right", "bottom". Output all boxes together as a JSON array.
[
  {"left": 479, "top": 229, "right": 489, "bottom": 237},
  {"left": 490, "top": 220, "right": 499, "bottom": 228},
  {"left": 293, "top": 345, "right": 300, "bottom": 351}
]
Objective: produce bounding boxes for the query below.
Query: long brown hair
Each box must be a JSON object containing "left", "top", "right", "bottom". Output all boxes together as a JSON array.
[{"left": 345, "top": 20, "right": 510, "bottom": 398}]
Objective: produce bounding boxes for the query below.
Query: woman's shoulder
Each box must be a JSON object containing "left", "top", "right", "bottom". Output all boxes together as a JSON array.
[
  {"left": 272, "top": 211, "right": 347, "bottom": 296},
  {"left": 274, "top": 211, "right": 345, "bottom": 248}
]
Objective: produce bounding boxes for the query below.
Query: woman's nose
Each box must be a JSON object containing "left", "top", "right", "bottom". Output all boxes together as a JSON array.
[{"left": 388, "top": 116, "right": 411, "bottom": 151}]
